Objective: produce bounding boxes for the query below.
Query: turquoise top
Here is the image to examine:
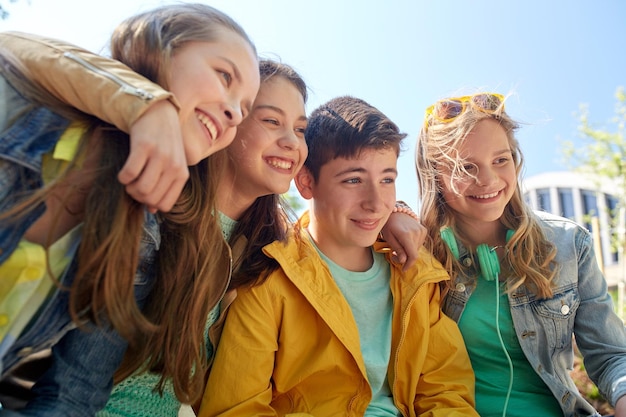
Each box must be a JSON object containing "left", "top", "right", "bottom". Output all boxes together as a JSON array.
[
  {"left": 313, "top": 236, "right": 398, "bottom": 416},
  {"left": 458, "top": 277, "right": 562, "bottom": 417}
]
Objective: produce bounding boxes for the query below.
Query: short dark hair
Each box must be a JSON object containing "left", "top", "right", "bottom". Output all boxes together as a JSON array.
[{"left": 304, "top": 95, "right": 406, "bottom": 180}]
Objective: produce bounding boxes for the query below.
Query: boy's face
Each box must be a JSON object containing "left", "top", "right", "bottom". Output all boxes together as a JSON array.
[{"left": 296, "top": 147, "right": 398, "bottom": 264}]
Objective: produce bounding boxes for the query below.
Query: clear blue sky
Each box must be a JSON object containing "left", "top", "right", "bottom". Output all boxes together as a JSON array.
[{"left": 2, "top": 0, "right": 624, "bottom": 208}]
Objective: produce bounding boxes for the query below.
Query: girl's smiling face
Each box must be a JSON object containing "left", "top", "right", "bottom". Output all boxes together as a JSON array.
[
  {"left": 439, "top": 118, "right": 517, "bottom": 232},
  {"left": 226, "top": 76, "right": 308, "bottom": 199},
  {"left": 168, "top": 28, "right": 260, "bottom": 166}
]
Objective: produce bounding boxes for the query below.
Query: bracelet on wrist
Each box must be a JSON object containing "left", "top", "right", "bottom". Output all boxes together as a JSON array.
[{"left": 392, "top": 201, "right": 419, "bottom": 221}]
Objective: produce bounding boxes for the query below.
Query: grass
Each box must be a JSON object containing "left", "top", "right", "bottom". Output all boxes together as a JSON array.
[{"left": 609, "top": 287, "right": 626, "bottom": 319}]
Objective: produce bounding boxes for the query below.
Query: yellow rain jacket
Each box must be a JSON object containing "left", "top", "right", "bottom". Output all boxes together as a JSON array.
[{"left": 199, "top": 213, "right": 478, "bottom": 417}]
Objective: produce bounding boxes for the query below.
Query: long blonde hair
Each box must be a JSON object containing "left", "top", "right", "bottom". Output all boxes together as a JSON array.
[
  {"left": 0, "top": 3, "right": 255, "bottom": 403},
  {"left": 415, "top": 97, "right": 557, "bottom": 298}
]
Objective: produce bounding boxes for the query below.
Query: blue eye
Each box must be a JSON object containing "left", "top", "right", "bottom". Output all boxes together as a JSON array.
[{"left": 219, "top": 70, "right": 232, "bottom": 85}]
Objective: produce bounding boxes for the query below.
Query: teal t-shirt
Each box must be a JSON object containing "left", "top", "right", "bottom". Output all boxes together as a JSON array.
[
  {"left": 311, "top": 237, "right": 399, "bottom": 417},
  {"left": 458, "top": 277, "right": 562, "bottom": 417}
]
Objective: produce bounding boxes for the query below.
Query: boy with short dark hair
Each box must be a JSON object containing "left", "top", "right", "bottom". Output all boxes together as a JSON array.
[{"left": 199, "top": 96, "right": 478, "bottom": 417}]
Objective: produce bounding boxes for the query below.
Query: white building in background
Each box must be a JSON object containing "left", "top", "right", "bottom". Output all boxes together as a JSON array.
[{"left": 523, "top": 171, "right": 625, "bottom": 287}]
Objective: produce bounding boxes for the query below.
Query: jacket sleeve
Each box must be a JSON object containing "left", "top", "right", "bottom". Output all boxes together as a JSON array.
[
  {"left": 0, "top": 31, "right": 178, "bottom": 133},
  {"left": 198, "top": 281, "right": 310, "bottom": 417},
  {"left": 571, "top": 229, "right": 626, "bottom": 407},
  {"left": 412, "top": 283, "right": 479, "bottom": 417},
  {"left": 17, "top": 322, "right": 128, "bottom": 417}
]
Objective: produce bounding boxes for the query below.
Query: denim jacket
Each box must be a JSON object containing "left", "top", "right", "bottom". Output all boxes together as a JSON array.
[
  {"left": 0, "top": 73, "right": 159, "bottom": 415},
  {"left": 442, "top": 211, "right": 626, "bottom": 417}
]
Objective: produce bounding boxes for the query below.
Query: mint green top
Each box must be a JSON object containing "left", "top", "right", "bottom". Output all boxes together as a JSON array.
[
  {"left": 97, "top": 213, "right": 237, "bottom": 417},
  {"left": 313, "top": 237, "right": 398, "bottom": 416},
  {"left": 457, "top": 277, "right": 562, "bottom": 417}
]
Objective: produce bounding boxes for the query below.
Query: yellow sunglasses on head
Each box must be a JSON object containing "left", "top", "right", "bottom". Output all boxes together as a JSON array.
[{"left": 423, "top": 93, "right": 505, "bottom": 131}]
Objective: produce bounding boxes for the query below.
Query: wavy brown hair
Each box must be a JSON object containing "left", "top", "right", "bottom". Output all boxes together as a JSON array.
[
  {"left": 0, "top": 3, "right": 256, "bottom": 403},
  {"left": 415, "top": 94, "right": 557, "bottom": 298},
  {"left": 109, "top": 3, "right": 257, "bottom": 403},
  {"left": 227, "top": 59, "right": 308, "bottom": 290}
]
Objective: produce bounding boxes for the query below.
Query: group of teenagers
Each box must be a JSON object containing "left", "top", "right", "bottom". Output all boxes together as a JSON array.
[{"left": 1, "top": 3, "right": 626, "bottom": 417}]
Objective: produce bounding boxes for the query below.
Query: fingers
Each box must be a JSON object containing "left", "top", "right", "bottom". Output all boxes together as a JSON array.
[
  {"left": 117, "top": 144, "right": 149, "bottom": 186},
  {"left": 403, "top": 222, "right": 428, "bottom": 271},
  {"left": 392, "top": 251, "right": 409, "bottom": 269},
  {"left": 119, "top": 100, "right": 189, "bottom": 212},
  {"left": 382, "top": 211, "right": 426, "bottom": 271},
  {"left": 384, "top": 233, "right": 407, "bottom": 264},
  {"left": 399, "top": 249, "right": 416, "bottom": 272},
  {"left": 119, "top": 151, "right": 189, "bottom": 212},
  {"left": 394, "top": 232, "right": 417, "bottom": 272},
  {"left": 382, "top": 225, "right": 414, "bottom": 270}
]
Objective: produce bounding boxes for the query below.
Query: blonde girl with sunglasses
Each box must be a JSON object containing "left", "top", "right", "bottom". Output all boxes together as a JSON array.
[{"left": 416, "top": 92, "right": 626, "bottom": 417}]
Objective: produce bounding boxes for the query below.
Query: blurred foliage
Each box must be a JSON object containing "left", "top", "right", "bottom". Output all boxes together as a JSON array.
[
  {"left": 562, "top": 86, "right": 626, "bottom": 254},
  {"left": 282, "top": 189, "right": 304, "bottom": 212},
  {"left": 281, "top": 185, "right": 305, "bottom": 223},
  {"left": 564, "top": 93, "right": 624, "bottom": 415},
  {"left": 562, "top": 86, "right": 626, "bottom": 191},
  {"left": 0, "top": 0, "right": 20, "bottom": 20}
]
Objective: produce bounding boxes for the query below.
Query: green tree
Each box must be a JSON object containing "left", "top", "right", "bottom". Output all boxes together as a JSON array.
[
  {"left": 562, "top": 87, "right": 626, "bottom": 414},
  {"left": 562, "top": 86, "right": 626, "bottom": 262},
  {"left": 281, "top": 185, "right": 305, "bottom": 220},
  {"left": 0, "top": 0, "right": 19, "bottom": 20}
]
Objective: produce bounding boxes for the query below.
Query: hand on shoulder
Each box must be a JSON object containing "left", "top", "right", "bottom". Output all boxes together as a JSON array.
[{"left": 119, "top": 100, "right": 189, "bottom": 213}]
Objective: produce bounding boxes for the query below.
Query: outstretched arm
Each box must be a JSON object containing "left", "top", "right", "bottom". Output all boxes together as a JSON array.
[{"left": 0, "top": 31, "right": 188, "bottom": 212}]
